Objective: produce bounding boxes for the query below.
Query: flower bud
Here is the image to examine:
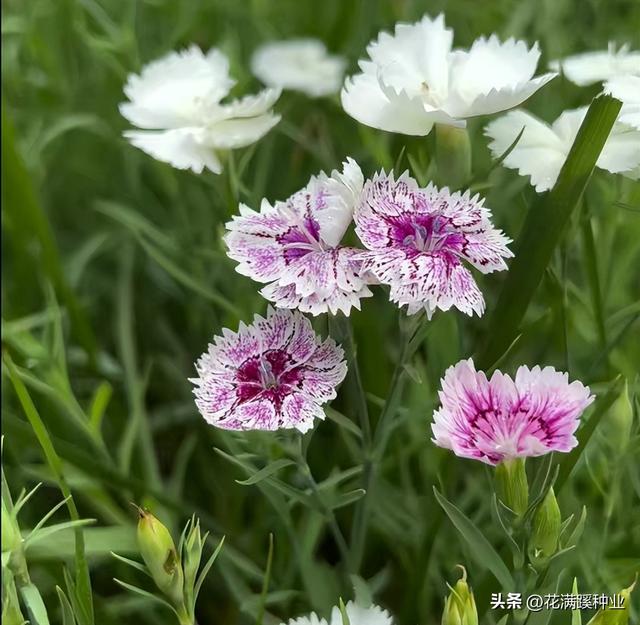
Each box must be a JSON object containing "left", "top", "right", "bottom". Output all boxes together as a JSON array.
[
  {"left": 495, "top": 458, "right": 529, "bottom": 518},
  {"left": 607, "top": 380, "right": 633, "bottom": 453},
  {"left": 135, "top": 507, "right": 184, "bottom": 607},
  {"left": 435, "top": 124, "right": 472, "bottom": 190},
  {"left": 528, "top": 487, "right": 561, "bottom": 566},
  {"left": 586, "top": 576, "right": 636, "bottom": 625},
  {"left": 441, "top": 566, "right": 478, "bottom": 625}
]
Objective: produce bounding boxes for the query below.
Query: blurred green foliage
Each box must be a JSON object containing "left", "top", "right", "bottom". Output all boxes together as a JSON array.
[{"left": 2, "top": 0, "right": 639, "bottom": 624}]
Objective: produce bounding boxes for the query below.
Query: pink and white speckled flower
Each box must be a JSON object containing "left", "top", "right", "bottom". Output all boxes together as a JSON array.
[
  {"left": 431, "top": 359, "right": 594, "bottom": 465},
  {"left": 354, "top": 172, "right": 512, "bottom": 317},
  {"left": 191, "top": 308, "right": 347, "bottom": 432},
  {"left": 225, "top": 158, "right": 372, "bottom": 316}
]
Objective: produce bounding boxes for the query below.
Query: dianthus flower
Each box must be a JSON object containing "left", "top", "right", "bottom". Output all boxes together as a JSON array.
[
  {"left": 284, "top": 601, "right": 393, "bottom": 625},
  {"left": 191, "top": 308, "right": 346, "bottom": 432},
  {"left": 225, "top": 158, "right": 372, "bottom": 315},
  {"left": 354, "top": 172, "right": 512, "bottom": 317},
  {"left": 120, "top": 46, "right": 280, "bottom": 173},
  {"left": 341, "top": 13, "right": 555, "bottom": 135},
  {"left": 431, "top": 359, "right": 594, "bottom": 465}
]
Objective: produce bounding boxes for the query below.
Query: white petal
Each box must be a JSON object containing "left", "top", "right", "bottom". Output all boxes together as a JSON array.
[
  {"left": 446, "top": 36, "right": 556, "bottom": 116},
  {"left": 550, "top": 44, "right": 640, "bottom": 86},
  {"left": 604, "top": 75, "right": 640, "bottom": 130},
  {"left": 252, "top": 39, "right": 345, "bottom": 97},
  {"left": 366, "top": 13, "right": 453, "bottom": 100},
  {"left": 124, "top": 128, "right": 222, "bottom": 173},
  {"left": 329, "top": 602, "right": 393, "bottom": 625},
  {"left": 484, "top": 110, "right": 568, "bottom": 192},
  {"left": 451, "top": 73, "right": 557, "bottom": 118},
  {"left": 315, "top": 158, "right": 364, "bottom": 246},
  {"left": 206, "top": 113, "right": 281, "bottom": 149},
  {"left": 221, "top": 88, "right": 282, "bottom": 119},
  {"left": 341, "top": 68, "right": 440, "bottom": 135},
  {"left": 597, "top": 123, "right": 640, "bottom": 176},
  {"left": 120, "top": 46, "right": 234, "bottom": 128}
]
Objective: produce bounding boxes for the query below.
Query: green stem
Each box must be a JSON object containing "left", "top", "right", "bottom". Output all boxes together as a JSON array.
[
  {"left": 349, "top": 314, "right": 417, "bottom": 572},
  {"left": 294, "top": 439, "right": 351, "bottom": 569},
  {"left": 3, "top": 352, "right": 94, "bottom": 625}
]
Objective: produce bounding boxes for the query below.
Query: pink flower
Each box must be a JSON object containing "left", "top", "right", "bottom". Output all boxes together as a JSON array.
[
  {"left": 191, "top": 308, "right": 347, "bottom": 432},
  {"left": 354, "top": 172, "right": 512, "bottom": 317},
  {"left": 225, "top": 158, "right": 372, "bottom": 316},
  {"left": 431, "top": 359, "right": 594, "bottom": 465}
]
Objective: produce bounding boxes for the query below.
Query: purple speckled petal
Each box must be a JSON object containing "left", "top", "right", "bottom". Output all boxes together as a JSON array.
[
  {"left": 191, "top": 308, "right": 347, "bottom": 432},
  {"left": 431, "top": 358, "right": 594, "bottom": 465},
  {"left": 354, "top": 171, "right": 512, "bottom": 317}
]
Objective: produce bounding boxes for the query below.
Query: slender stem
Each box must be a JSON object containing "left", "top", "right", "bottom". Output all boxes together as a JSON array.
[
  {"left": 328, "top": 315, "right": 372, "bottom": 446},
  {"left": 349, "top": 314, "right": 418, "bottom": 572},
  {"left": 293, "top": 438, "right": 351, "bottom": 569}
]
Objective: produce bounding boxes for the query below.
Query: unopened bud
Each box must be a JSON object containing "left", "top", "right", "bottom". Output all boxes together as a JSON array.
[
  {"left": 608, "top": 381, "right": 633, "bottom": 453},
  {"left": 442, "top": 566, "right": 478, "bottom": 625},
  {"left": 528, "top": 487, "right": 561, "bottom": 566},
  {"left": 587, "top": 576, "right": 636, "bottom": 625},
  {"left": 495, "top": 458, "right": 529, "bottom": 518},
  {"left": 135, "top": 507, "right": 184, "bottom": 607}
]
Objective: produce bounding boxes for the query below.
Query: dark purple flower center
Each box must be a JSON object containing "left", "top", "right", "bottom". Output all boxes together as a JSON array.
[
  {"left": 235, "top": 349, "right": 303, "bottom": 411},
  {"left": 276, "top": 215, "right": 323, "bottom": 264}
]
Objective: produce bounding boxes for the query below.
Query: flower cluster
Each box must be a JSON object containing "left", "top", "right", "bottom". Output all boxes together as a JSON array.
[
  {"left": 226, "top": 160, "right": 512, "bottom": 318},
  {"left": 486, "top": 42, "right": 640, "bottom": 191}
]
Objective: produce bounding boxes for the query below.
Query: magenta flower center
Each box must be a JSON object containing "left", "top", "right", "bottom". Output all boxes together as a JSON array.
[
  {"left": 394, "top": 214, "right": 464, "bottom": 255},
  {"left": 236, "top": 349, "right": 302, "bottom": 409}
]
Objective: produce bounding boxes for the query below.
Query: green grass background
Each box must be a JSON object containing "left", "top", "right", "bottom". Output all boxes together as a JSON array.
[{"left": 2, "top": 0, "right": 640, "bottom": 623}]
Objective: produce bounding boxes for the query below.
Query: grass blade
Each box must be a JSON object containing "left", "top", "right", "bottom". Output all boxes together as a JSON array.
[{"left": 476, "top": 95, "right": 622, "bottom": 369}]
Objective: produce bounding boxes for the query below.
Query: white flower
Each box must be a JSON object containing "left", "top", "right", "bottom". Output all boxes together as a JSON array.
[
  {"left": 120, "top": 45, "right": 281, "bottom": 173},
  {"left": 549, "top": 43, "right": 640, "bottom": 86},
  {"left": 282, "top": 601, "right": 393, "bottom": 625},
  {"left": 252, "top": 39, "right": 346, "bottom": 97},
  {"left": 604, "top": 75, "right": 640, "bottom": 130},
  {"left": 485, "top": 107, "right": 640, "bottom": 192},
  {"left": 341, "top": 13, "right": 556, "bottom": 136}
]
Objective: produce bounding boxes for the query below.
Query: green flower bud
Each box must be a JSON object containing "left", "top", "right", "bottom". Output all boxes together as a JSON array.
[
  {"left": 495, "top": 458, "right": 529, "bottom": 518},
  {"left": 528, "top": 487, "right": 561, "bottom": 566},
  {"left": 435, "top": 124, "right": 472, "bottom": 191},
  {"left": 136, "top": 507, "right": 184, "bottom": 607},
  {"left": 1, "top": 499, "right": 21, "bottom": 555},
  {"left": 607, "top": 381, "right": 633, "bottom": 453},
  {"left": 442, "top": 566, "right": 478, "bottom": 625},
  {"left": 587, "top": 577, "right": 636, "bottom": 625}
]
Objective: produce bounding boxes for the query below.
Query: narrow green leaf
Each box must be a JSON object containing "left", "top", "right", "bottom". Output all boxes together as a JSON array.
[
  {"left": 19, "top": 583, "right": 51, "bottom": 625},
  {"left": 56, "top": 587, "right": 77, "bottom": 625},
  {"left": 193, "top": 535, "right": 225, "bottom": 605},
  {"left": 476, "top": 95, "right": 622, "bottom": 369},
  {"left": 110, "top": 552, "right": 151, "bottom": 576},
  {"left": 25, "top": 519, "right": 96, "bottom": 549},
  {"left": 433, "top": 488, "right": 514, "bottom": 589},
  {"left": 255, "top": 534, "right": 273, "bottom": 625},
  {"left": 235, "top": 459, "right": 296, "bottom": 486},
  {"left": 571, "top": 578, "right": 582, "bottom": 625}
]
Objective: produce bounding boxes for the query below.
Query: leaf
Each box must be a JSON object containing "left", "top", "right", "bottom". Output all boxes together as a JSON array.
[
  {"left": 255, "top": 534, "right": 273, "bottom": 625},
  {"left": 25, "top": 519, "right": 96, "bottom": 548},
  {"left": 476, "top": 95, "right": 622, "bottom": 369},
  {"left": 328, "top": 488, "right": 366, "bottom": 510},
  {"left": 194, "top": 535, "right": 225, "bottom": 606},
  {"left": 235, "top": 459, "right": 296, "bottom": 486},
  {"left": 555, "top": 376, "right": 623, "bottom": 493},
  {"left": 19, "top": 583, "right": 51, "bottom": 625},
  {"left": 56, "top": 587, "right": 77, "bottom": 625},
  {"left": 112, "top": 579, "right": 177, "bottom": 616},
  {"left": 110, "top": 552, "right": 151, "bottom": 576},
  {"left": 433, "top": 488, "right": 514, "bottom": 589},
  {"left": 571, "top": 578, "right": 582, "bottom": 625}
]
